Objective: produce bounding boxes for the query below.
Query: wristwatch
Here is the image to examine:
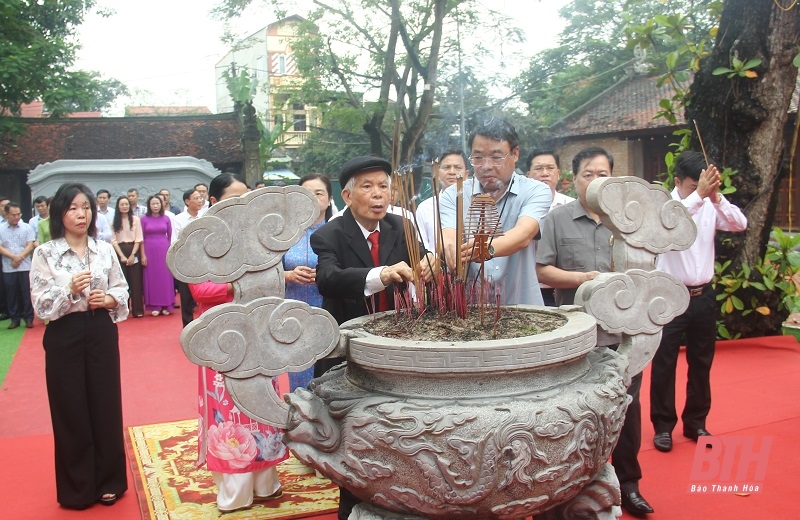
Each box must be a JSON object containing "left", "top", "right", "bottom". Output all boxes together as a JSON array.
[{"left": 486, "top": 244, "right": 495, "bottom": 260}]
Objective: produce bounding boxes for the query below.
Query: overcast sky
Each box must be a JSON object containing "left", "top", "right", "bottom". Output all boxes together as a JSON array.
[{"left": 74, "top": 0, "right": 570, "bottom": 115}]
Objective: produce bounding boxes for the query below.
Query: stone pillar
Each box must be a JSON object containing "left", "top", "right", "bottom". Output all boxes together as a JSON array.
[{"left": 240, "top": 101, "right": 262, "bottom": 188}]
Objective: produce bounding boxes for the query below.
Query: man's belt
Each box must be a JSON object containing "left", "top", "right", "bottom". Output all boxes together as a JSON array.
[{"left": 686, "top": 283, "right": 711, "bottom": 297}]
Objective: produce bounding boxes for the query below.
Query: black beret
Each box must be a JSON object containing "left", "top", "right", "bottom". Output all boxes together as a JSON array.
[{"left": 338, "top": 156, "right": 392, "bottom": 190}]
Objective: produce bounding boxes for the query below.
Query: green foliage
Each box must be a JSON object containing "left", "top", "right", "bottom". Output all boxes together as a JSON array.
[
  {"left": 712, "top": 57, "right": 762, "bottom": 79},
  {"left": 714, "top": 228, "right": 800, "bottom": 339},
  {"left": 516, "top": 0, "right": 718, "bottom": 130},
  {"left": 559, "top": 169, "right": 577, "bottom": 199},
  {"left": 625, "top": 0, "right": 719, "bottom": 127},
  {"left": 0, "top": 0, "right": 126, "bottom": 132},
  {"left": 257, "top": 117, "right": 293, "bottom": 171},
  {"left": 219, "top": 0, "right": 523, "bottom": 164},
  {"left": 223, "top": 67, "right": 291, "bottom": 171},
  {"left": 295, "top": 98, "right": 371, "bottom": 176},
  {"left": 424, "top": 64, "right": 508, "bottom": 154},
  {"left": 223, "top": 67, "right": 259, "bottom": 105},
  {"left": 624, "top": 1, "right": 742, "bottom": 193}
]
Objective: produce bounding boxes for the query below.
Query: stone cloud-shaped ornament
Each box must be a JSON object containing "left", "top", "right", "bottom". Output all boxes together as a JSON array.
[
  {"left": 575, "top": 270, "right": 690, "bottom": 337},
  {"left": 167, "top": 186, "right": 319, "bottom": 283},
  {"left": 586, "top": 176, "right": 696, "bottom": 269},
  {"left": 581, "top": 176, "right": 697, "bottom": 375},
  {"left": 180, "top": 297, "right": 338, "bottom": 378},
  {"left": 166, "top": 186, "right": 340, "bottom": 428},
  {"left": 181, "top": 297, "right": 339, "bottom": 426}
]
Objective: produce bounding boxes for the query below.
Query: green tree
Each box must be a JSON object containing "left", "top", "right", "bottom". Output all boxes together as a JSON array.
[
  {"left": 0, "top": 0, "right": 126, "bottom": 133},
  {"left": 516, "top": 0, "right": 718, "bottom": 129},
  {"left": 686, "top": 0, "right": 800, "bottom": 337},
  {"left": 216, "top": 0, "right": 522, "bottom": 167},
  {"left": 295, "top": 98, "right": 371, "bottom": 176},
  {"left": 223, "top": 66, "right": 295, "bottom": 184}
]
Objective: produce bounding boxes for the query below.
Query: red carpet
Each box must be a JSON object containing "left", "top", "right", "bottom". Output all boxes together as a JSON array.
[
  {"left": 637, "top": 335, "right": 800, "bottom": 519},
  {"left": 0, "top": 309, "right": 797, "bottom": 519}
]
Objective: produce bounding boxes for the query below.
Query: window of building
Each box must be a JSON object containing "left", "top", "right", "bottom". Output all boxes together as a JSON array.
[
  {"left": 293, "top": 113, "right": 307, "bottom": 132},
  {"left": 256, "top": 56, "right": 266, "bottom": 79}
]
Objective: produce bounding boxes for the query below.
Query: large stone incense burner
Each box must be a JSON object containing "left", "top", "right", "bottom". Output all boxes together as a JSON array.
[{"left": 167, "top": 177, "right": 696, "bottom": 519}]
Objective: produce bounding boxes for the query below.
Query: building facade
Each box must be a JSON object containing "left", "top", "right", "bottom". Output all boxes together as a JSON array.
[{"left": 215, "top": 15, "right": 316, "bottom": 150}]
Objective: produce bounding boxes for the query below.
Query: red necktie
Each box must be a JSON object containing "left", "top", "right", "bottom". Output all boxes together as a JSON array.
[{"left": 368, "top": 231, "right": 391, "bottom": 311}]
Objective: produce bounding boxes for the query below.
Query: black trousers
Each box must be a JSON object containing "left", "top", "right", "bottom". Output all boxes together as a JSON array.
[
  {"left": 176, "top": 281, "right": 196, "bottom": 328},
  {"left": 540, "top": 287, "right": 556, "bottom": 307},
  {"left": 613, "top": 370, "right": 643, "bottom": 487},
  {"left": 43, "top": 310, "right": 127, "bottom": 508},
  {"left": 117, "top": 242, "right": 143, "bottom": 317},
  {"left": 3, "top": 270, "right": 33, "bottom": 323},
  {"left": 0, "top": 260, "right": 7, "bottom": 315},
  {"left": 650, "top": 286, "right": 716, "bottom": 433}
]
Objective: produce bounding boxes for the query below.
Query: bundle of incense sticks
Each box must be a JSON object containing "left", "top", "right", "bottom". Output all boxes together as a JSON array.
[{"left": 392, "top": 168, "right": 424, "bottom": 298}]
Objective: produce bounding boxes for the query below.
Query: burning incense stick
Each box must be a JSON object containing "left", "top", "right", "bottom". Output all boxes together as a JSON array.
[{"left": 693, "top": 119, "right": 710, "bottom": 167}]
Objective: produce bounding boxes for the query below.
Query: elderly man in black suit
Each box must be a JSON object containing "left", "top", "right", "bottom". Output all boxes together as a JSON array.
[{"left": 310, "top": 155, "right": 433, "bottom": 520}]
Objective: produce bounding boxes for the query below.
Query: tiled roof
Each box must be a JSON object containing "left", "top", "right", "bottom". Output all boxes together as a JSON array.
[
  {"left": 0, "top": 113, "right": 242, "bottom": 170},
  {"left": 10, "top": 101, "right": 102, "bottom": 118},
  {"left": 551, "top": 74, "right": 686, "bottom": 138}
]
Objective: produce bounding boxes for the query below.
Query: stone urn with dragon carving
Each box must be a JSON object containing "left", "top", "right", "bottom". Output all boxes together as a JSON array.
[{"left": 167, "top": 177, "right": 696, "bottom": 519}]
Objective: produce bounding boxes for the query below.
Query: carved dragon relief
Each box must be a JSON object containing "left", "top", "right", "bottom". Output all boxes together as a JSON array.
[{"left": 282, "top": 348, "right": 629, "bottom": 519}]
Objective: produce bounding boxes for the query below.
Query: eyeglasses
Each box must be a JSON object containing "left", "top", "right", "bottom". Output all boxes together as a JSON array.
[
  {"left": 440, "top": 165, "right": 465, "bottom": 172},
  {"left": 469, "top": 153, "right": 510, "bottom": 166},
  {"left": 531, "top": 165, "right": 558, "bottom": 173}
]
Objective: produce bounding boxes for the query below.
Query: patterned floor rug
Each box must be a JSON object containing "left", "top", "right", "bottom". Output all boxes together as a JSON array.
[{"left": 126, "top": 419, "right": 339, "bottom": 520}]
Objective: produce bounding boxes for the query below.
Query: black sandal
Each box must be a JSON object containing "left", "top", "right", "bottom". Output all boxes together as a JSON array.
[{"left": 99, "top": 493, "right": 118, "bottom": 506}]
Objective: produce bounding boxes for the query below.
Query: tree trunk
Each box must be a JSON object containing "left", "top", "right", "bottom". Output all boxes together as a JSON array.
[
  {"left": 399, "top": 0, "right": 446, "bottom": 167},
  {"left": 686, "top": 0, "right": 800, "bottom": 268}
]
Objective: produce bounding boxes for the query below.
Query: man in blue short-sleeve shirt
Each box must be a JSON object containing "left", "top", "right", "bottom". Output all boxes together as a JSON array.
[{"left": 439, "top": 119, "right": 551, "bottom": 305}]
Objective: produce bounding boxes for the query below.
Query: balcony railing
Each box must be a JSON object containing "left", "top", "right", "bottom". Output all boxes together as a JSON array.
[{"left": 277, "top": 131, "right": 309, "bottom": 147}]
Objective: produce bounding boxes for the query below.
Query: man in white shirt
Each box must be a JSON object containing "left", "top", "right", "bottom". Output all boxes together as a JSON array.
[
  {"left": 173, "top": 188, "right": 205, "bottom": 327},
  {"left": 415, "top": 149, "right": 468, "bottom": 252},
  {"left": 183, "top": 182, "right": 210, "bottom": 216},
  {"left": 0, "top": 202, "right": 36, "bottom": 328},
  {"left": 526, "top": 150, "right": 575, "bottom": 210},
  {"left": 650, "top": 150, "right": 747, "bottom": 453},
  {"left": 526, "top": 150, "right": 576, "bottom": 306},
  {"left": 96, "top": 189, "right": 115, "bottom": 224},
  {"left": 0, "top": 196, "right": 9, "bottom": 322},
  {"left": 95, "top": 212, "right": 113, "bottom": 242}
]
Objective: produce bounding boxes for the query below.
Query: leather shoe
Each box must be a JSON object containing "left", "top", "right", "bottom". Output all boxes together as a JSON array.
[
  {"left": 0, "top": 313, "right": 9, "bottom": 321},
  {"left": 25, "top": 321, "right": 33, "bottom": 328},
  {"left": 684, "top": 428, "right": 713, "bottom": 447},
  {"left": 653, "top": 432, "right": 672, "bottom": 452},
  {"left": 7, "top": 321, "right": 19, "bottom": 330},
  {"left": 683, "top": 428, "right": 712, "bottom": 441},
  {"left": 621, "top": 490, "right": 654, "bottom": 517}
]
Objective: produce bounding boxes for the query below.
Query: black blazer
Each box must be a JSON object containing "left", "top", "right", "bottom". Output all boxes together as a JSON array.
[{"left": 310, "top": 208, "right": 417, "bottom": 325}]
